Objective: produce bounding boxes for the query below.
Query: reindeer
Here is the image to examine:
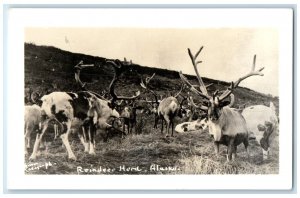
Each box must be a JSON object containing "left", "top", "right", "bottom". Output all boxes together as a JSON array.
[
  {"left": 141, "top": 74, "right": 186, "bottom": 137},
  {"left": 25, "top": 83, "right": 63, "bottom": 152},
  {"left": 29, "top": 60, "right": 140, "bottom": 160},
  {"left": 179, "top": 46, "right": 264, "bottom": 161},
  {"left": 140, "top": 73, "right": 161, "bottom": 129},
  {"left": 119, "top": 100, "right": 144, "bottom": 135},
  {"left": 242, "top": 102, "right": 279, "bottom": 160},
  {"left": 157, "top": 96, "right": 180, "bottom": 137},
  {"left": 76, "top": 59, "right": 139, "bottom": 145},
  {"left": 24, "top": 104, "right": 42, "bottom": 154}
]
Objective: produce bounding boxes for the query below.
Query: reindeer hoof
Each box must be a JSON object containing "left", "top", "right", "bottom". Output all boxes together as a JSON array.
[
  {"left": 69, "top": 155, "right": 77, "bottom": 161},
  {"left": 29, "top": 155, "right": 36, "bottom": 160},
  {"left": 89, "top": 151, "right": 96, "bottom": 155}
]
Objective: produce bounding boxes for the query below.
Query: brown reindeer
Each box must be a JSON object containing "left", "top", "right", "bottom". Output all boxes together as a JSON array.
[
  {"left": 141, "top": 74, "right": 186, "bottom": 137},
  {"left": 179, "top": 46, "right": 264, "bottom": 161}
]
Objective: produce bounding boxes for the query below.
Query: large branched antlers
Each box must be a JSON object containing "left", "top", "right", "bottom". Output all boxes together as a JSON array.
[
  {"left": 140, "top": 73, "right": 160, "bottom": 104},
  {"left": 140, "top": 73, "right": 156, "bottom": 89},
  {"left": 180, "top": 46, "right": 265, "bottom": 104},
  {"left": 74, "top": 60, "right": 95, "bottom": 89},
  {"left": 173, "top": 83, "right": 185, "bottom": 98},
  {"left": 106, "top": 59, "right": 141, "bottom": 104},
  {"left": 188, "top": 47, "right": 208, "bottom": 96},
  {"left": 218, "top": 55, "right": 264, "bottom": 101},
  {"left": 179, "top": 72, "right": 210, "bottom": 100},
  {"left": 179, "top": 46, "right": 211, "bottom": 100}
]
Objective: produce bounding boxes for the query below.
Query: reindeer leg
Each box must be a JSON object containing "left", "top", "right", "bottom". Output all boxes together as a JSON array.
[
  {"left": 122, "top": 120, "right": 126, "bottom": 135},
  {"left": 171, "top": 119, "right": 174, "bottom": 137},
  {"left": 243, "top": 138, "right": 250, "bottom": 160},
  {"left": 88, "top": 123, "right": 96, "bottom": 155},
  {"left": 161, "top": 117, "right": 164, "bottom": 134},
  {"left": 24, "top": 124, "right": 32, "bottom": 155},
  {"left": 93, "top": 125, "right": 96, "bottom": 150},
  {"left": 128, "top": 123, "right": 131, "bottom": 135},
  {"left": 189, "top": 111, "right": 194, "bottom": 122},
  {"left": 227, "top": 138, "right": 235, "bottom": 161},
  {"left": 29, "top": 120, "right": 49, "bottom": 160},
  {"left": 24, "top": 131, "right": 28, "bottom": 154},
  {"left": 79, "top": 126, "right": 89, "bottom": 153},
  {"left": 54, "top": 124, "right": 59, "bottom": 140},
  {"left": 134, "top": 122, "right": 137, "bottom": 135},
  {"left": 154, "top": 115, "right": 158, "bottom": 129},
  {"left": 164, "top": 116, "right": 170, "bottom": 138},
  {"left": 60, "top": 121, "right": 76, "bottom": 160},
  {"left": 214, "top": 142, "right": 220, "bottom": 155},
  {"left": 232, "top": 145, "right": 237, "bottom": 161}
]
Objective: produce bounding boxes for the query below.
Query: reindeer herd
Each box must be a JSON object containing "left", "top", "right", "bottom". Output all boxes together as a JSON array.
[{"left": 25, "top": 46, "right": 279, "bottom": 163}]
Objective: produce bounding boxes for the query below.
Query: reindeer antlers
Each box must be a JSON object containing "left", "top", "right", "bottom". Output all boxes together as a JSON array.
[
  {"left": 74, "top": 59, "right": 140, "bottom": 107},
  {"left": 173, "top": 83, "right": 185, "bottom": 98},
  {"left": 140, "top": 73, "right": 160, "bottom": 104},
  {"left": 140, "top": 73, "right": 156, "bottom": 89},
  {"left": 108, "top": 59, "right": 141, "bottom": 105},
  {"left": 179, "top": 71, "right": 210, "bottom": 100},
  {"left": 218, "top": 54, "right": 265, "bottom": 101},
  {"left": 188, "top": 47, "right": 208, "bottom": 95},
  {"left": 74, "top": 60, "right": 95, "bottom": 90},
  {"left": 180, "top": 47, "right": 265, "bottom": 105},
  {"left": 179, "top": 47, "right": 211, "bottom": 100}
]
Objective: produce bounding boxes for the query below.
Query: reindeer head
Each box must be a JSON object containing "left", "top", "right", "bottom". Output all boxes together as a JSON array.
[
  {"left": 206, "top": 91, "right": 234, "bottom": 121},
  {"left": 106, "top": 59, "right": 141, "bottom": 110},
  {"left": 141, "top": 73, "right": 186, "bottom": 117},
  {"left": 180, "top": 46, "right": 265, "bottom": 123},
  {"left": 74, "top": 59, "right": 141, "bottom": 111}
]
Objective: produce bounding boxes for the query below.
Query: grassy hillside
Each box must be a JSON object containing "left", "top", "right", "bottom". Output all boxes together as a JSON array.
[
  {"left": 24, "top": 43, "right": 279, "bottom": 175},
  {"left": 24, "top": 43, "right": 278, "bottom": 109}
]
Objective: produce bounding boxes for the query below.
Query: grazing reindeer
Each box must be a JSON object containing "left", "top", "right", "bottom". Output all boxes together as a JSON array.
[
  {"left": 141, "top": 74, "right": 185, "bottom": 137},
  {"left": 121, "top": 106, "right": 131, "bottom": 134},
  {"left": 179, "top": 46, "right": 264, "bottom": 161},
  {"left": 242, "top": 102, "right": 279, "bottom": 160},
  {"left": 29, "top": 60, "right": 140, "bottom": 160},
  {"left": 140, "top": 73, "right": 161, "bottom": 129},
  {"left": 24, "top": 104, "right": 42, "bottom": 154},
  {"left": 120, "top": 100, "right": 144, "bottom": 135},
  {"left": 76, "top": 59, "right": 139, "bottom": 148},
  {"left": 157, "top": 96, "right": 180, "bottom": 137}
]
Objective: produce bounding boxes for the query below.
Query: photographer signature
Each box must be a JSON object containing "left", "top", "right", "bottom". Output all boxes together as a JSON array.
[{"left": 25, "top": 161, "right": 56, "bottom": 172}]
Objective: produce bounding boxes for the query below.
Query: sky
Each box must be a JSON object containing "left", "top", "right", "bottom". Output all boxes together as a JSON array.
[{"left": 25, "top": 28, "right": 278, "bottom": 96}]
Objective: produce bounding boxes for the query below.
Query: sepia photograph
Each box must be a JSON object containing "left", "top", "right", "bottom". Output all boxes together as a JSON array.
[
  {"left": 24, "top": 27, "right": 279, "bottom": 175},
  {"left": 4, "top": 6, "right": 294, "bottom": 191}
]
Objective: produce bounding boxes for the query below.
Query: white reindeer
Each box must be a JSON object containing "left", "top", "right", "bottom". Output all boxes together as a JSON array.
[
  {"left": 242, "top": 102, "right": 279, "bottom": 160},
  {"left": 24, "top": 104, "right": 42, "bottom": 154}
]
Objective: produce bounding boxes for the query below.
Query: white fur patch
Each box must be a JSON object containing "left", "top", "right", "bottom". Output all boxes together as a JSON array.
[
  {"left": 207, "top": 107, "right": 247, "bottom": 141},
  {"left": 175, "top": 119, "right": 208, "bottom": 133},
  {"left": 242, "top": 104, "right": 278, "bottom": 146},
  {"left": 40, "top": 92, "right": 73, "bottom": 119},
  {"left": 208, "top": 119, "right": 222, "bottom": 141}
]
